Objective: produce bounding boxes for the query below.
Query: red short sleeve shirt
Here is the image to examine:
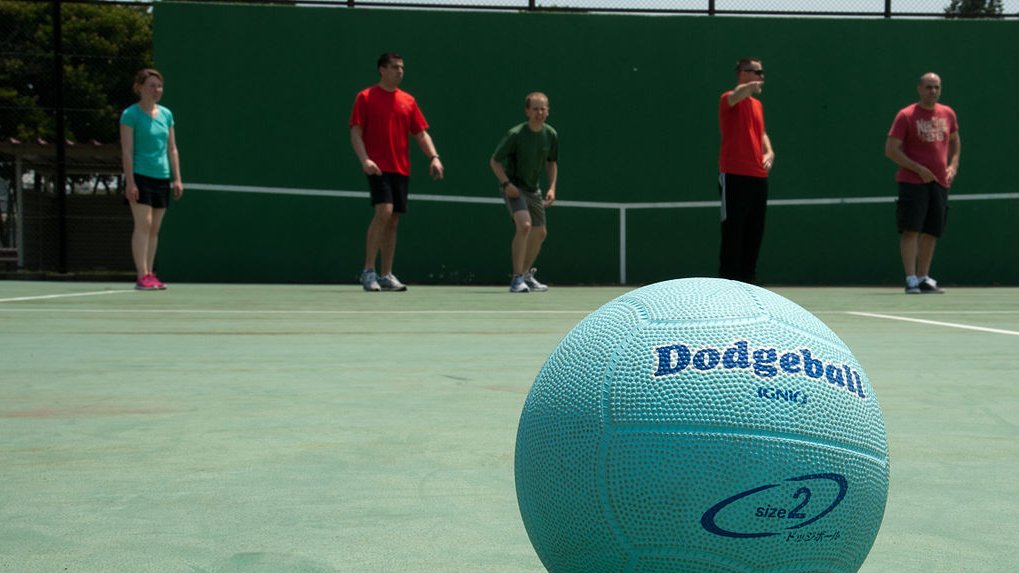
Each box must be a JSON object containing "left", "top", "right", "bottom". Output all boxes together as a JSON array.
[
  {"left": 349, "top": 85, "right": 429, "bottom": 176},
  {"left": 719, "top": 92, "right": 768, "bottom": 178},
  {"left": 888, "top": 103, "right": 958, "bottom": 188}
]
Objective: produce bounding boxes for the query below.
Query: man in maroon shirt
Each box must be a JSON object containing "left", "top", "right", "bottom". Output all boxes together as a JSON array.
[
  {"left": 885, "top": 72, "right": 960, "bottom": 294},
  {"left": 350, "top": 52, "right": 444, "bottom": 292}
]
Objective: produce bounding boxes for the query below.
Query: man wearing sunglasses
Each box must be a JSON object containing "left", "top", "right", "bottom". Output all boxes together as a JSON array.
[{"left": 718, "top": 58, "right": 774, "bottom": 285}]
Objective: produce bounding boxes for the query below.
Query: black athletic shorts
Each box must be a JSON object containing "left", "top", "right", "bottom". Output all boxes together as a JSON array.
[
  {"left": 896, "top": 181, "right": 948, "bottom": 237},
  {"left": 367, "top": 172, "right": 410, "bottom": 213},
  {"left": 132, "top": 173, "right": 171, "bottom": 209}
]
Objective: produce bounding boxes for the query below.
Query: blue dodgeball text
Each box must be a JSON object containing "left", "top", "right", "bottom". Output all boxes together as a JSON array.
[
  {"left": 701, "top": 473, "right": 849, "bottom": 538},
  {"left": 653, "top": 340, "right": 867, "bottom": 399}
]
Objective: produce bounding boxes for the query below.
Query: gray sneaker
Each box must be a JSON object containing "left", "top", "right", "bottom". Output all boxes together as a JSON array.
[
  {"left": 377, "top": 273, "right": 407, "bottom": 292},
  {"left": 523, "top": 268, "right": 548, "bottom": 292},
  {"left": 510, "top": 275, "right": 530, "bottom": 293},
  {"left": 361, "top": 269, "right": 381, "bottom": 292}
]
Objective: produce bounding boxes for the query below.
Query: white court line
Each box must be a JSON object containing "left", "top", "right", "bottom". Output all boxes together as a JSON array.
[
  {"left": 0, "top": 290, "right": 135, "bottom": 303},
  {"left": 848, "top": 311, "right": 1019, "bottom": 337},
  {"left": 0, "top": 307, "right": 589, "bottom": 315},
  {"left": 849, "top": 310, "right": 1019, "bottom": 315}
]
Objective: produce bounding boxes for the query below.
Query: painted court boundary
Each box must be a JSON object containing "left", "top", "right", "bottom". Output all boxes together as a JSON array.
[
  {"left": 4, "top": 295, "right": 1019, "bottom": 338},
  {"left": 0, "top": 289, "right": 134, "bottom": 303},
  {"left": 187, "top": 183, "right": 1019, "bottom": 285},
  {"left": 3, "top": 308, "right": 1014, "bottom": 337},
  {"left": 848, "top": 311, "right": 1019, "bottom": 337},
  {"left": 0, "top": 306, "right": 589, "bottom": 315}
]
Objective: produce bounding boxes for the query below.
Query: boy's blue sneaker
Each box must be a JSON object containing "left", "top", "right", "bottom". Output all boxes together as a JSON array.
[{"left": 361, "top": 270, "right": 381, "bottom": 292}]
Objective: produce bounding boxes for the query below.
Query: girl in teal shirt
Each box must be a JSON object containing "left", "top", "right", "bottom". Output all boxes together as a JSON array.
[{"left": 119, "top": 68, "right": 183, "bottom": 290}]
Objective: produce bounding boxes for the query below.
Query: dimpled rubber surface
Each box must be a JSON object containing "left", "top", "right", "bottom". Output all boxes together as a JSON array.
[{"left": 515, "top": 278, "right": 889, "bottom": 573}]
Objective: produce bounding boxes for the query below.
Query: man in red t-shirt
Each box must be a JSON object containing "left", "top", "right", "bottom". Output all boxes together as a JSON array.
[
  {"left": 718, "top": 58, "right": 775, "bottom": 284},
  {"left": 350, "top": 52, "right": 444, "bottom": 292},
  {"left": 885, "top": 72, "right": 960, "bottom": 294}
]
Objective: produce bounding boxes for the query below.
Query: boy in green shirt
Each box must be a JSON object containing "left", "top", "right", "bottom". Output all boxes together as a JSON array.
[{"left": 489, "top": 92, "right": 559, "bottom": 293}]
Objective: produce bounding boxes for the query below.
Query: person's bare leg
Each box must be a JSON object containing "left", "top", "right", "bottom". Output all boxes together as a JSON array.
[
  {"left": 899, "top": 230, "right": 920, "bottom": 277},
  {"left": 522, "top": 224, "right": 547, "bottom": 272},
  {"left": 146, "top": 207, "right": 167, "bottom": 274},
  {"left": 378, "top": 212, "right": 401, "bottom": 277},
  {"left": 916, "top": 233, "right": 937, "bottom": 278},
  {"left": 129, "top": 202, "right": 154, "bottom": 278},
  {"left": 511, "top": 211, "right": 532, "bottom": 277},
  {"left": 364, "top": 203, "right": 394, "bottom": 272}
]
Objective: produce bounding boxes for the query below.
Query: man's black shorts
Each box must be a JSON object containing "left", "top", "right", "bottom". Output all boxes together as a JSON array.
[
  {"left": 133, "top": 173, "right": 171, "bottom": 209},
  {"left": 367, "top": 173, "right": 410, "bottom": 213},
  {"left": 896, "top": 181, "right": 948, "bottom": 237}
]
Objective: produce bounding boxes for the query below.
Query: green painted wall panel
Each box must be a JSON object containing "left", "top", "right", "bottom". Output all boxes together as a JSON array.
[{"left": 153, "top": 3, "right": 1018, "bottom": 285}]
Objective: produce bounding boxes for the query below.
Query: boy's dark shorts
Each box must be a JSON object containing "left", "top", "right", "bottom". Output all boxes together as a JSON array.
[
  {"left": 132, "top": 173, "right": 171, "bottom": 209},
  {"left": 368, "top": 173, "right": 410, "bottom": 213},
  {"left": 502, "top": 187, "right": 546, "bottom": 228},
  {"left": 896, "top": 181, "right": 948, "bottom": 237}
]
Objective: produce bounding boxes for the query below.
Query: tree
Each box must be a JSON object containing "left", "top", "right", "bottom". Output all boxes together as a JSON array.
[
  {"left": 0, "top": 0, "right": 153, "bottom": 144},
  {"left": 944, "top": 0, "right": 1004, "bottom": 18}
]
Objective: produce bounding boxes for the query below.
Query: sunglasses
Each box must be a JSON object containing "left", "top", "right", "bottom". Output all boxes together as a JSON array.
[{"left": 741, "top": 69, "right": 765, "bottom": 76}]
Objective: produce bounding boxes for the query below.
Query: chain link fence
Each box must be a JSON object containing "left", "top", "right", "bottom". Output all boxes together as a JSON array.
[
  {"left": 304, "top": 0, "right": 1017, "bottom": 17},
  {"left": 0, "top": 0, "right": 1011, "bottom": 274},
  {"left": 0, "top": 0, "right": 151, "bottom": 274}
]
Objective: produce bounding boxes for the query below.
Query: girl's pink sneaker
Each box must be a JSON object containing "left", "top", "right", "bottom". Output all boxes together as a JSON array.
[{"left": 135, "top": 275, "right": 158, "bottom": 290}]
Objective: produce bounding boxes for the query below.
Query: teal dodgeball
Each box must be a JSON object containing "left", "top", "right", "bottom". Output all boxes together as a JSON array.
[{"left": 514, "top": 278, "right": 889, "bottom": 573}]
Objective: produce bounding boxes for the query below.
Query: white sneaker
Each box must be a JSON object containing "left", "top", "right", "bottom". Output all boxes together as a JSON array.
[
  {"left": 378, "top": 273, "right": 407, "bottom": 292},
  {"left": 361, "top": 269, "right": 381, "bottom": 292},
  {"left": 918, "top": 276, "right": 944, "bottom": 294},
  {"left": 523, "top": 268, "right": 548, "bottom": 292},
  {"left": 510, "top": 275, "right": 530, "bottom": 293}
]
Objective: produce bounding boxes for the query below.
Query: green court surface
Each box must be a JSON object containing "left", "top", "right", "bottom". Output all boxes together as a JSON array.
[{"left": 1, "top": 281, "right": 1017, "bottom": 572}]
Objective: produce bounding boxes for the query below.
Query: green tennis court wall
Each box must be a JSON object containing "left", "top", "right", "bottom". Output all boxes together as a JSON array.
[{"left": 154, "top": 3, "right": 1019, "bottom": 285}]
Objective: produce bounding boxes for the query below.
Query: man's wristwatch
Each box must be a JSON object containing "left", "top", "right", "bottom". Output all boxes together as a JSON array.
[{"left": 500, "top": 180, "right": 511, "bottom": 190}]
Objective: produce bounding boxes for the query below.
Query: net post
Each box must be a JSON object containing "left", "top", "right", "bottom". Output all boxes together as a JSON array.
[{"left": 619, "top": 207, "right": 627, "bottom": 285}]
